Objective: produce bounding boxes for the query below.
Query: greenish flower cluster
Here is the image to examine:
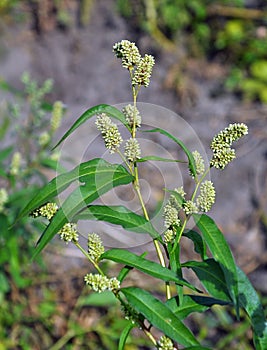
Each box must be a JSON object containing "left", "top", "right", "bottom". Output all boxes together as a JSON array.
[
  {"left": 58, "top": 223, "right": 78, "bottom": 243},
  {"left": 122, "top": 104, "right": 142, "bottom": 128},
  {"left": 196, "top": 180, "right": 216, "bottom": 212},
  {"left": 0, "top": 188, "right": 8, "bottom": 213},
  {"left": 124, "top": 138, "right": 141, "bottom": 162},
  {"left": 51, "top": 101, "right": 64, "bottom": 132},
  {"left": 158, "top": 335, "right": 175, "bottom": 350},
  {"left": 84, "top": 273, "right": 120, "bottom": 293},
  {"left": 10, "top": 152, "right": 21, "bottom": 176},
  {"left": 87, "top": 233, "right": 105, "bottom": 262},
  {"left": 32, "top": 202, "right": 58, "bottom": 220},
  {"left": 113, "top": 40, "right": 141, "bottom": 69},
  {"left": 191, "top": 150, "right": 205, "bottom": 176},
  {"left": 210, "top": 123, "right": 248, "bottom": 169},
  {"left": 132, "top": 54, "right": 155, "bottom": 87},
  {"left": 163, "top": 203, "right": 180, "bottom": 228},
  {"left": 95, "top": 113, "right": 123, "bottom": 153},
  {"left": 113, "top": 40, "right": 155, "bottom": 87},
  {"left": 183, "top": 200, "right": 199, "bottom": 215},
  {"left": 38, "top": 131, "right": 51, "bottom": 147},
  {"left": 164, "top": 229, "right": 176, "bottom": 243}
]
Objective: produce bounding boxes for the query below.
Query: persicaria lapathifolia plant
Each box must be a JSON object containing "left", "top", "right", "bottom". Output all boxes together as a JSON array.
[{"left": 20, "top": 40, "right": 267, "bottom": 350}]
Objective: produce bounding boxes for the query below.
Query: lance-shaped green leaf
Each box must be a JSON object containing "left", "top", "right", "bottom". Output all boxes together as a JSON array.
[
  {"left": 121, "top": 287, "right": 199, "bottom": 347},
  {"left": 32, "top": 162, "right": 133, "bottom": 259},
  {"left": 193, "top": 214, "right": 239, "bottom": 313},
  {"left": 75, "top": 205, "right": 160, "bottom": 240},
  {"left": 19, "top": 158, "right": 121, "bottom": 219},
  {"left": 102, "top": 249, "right": 198, "bottom": 291},
  {"left": 136, "top": 155, "right": 185, "bottom": 163},
  {"left": 53, "top": 104, "right": 130, "bottom": 149},
  {"left": 143, "top": 128, "right": 196, "bottom": 178},
  {"left": 182, "top": 259, "right": 232, "bottom": 302},
  {"left": 237, "top": 267, "right": 267, "bottom": 350},
  {"left": 118, "top": 322, "right": 136, "bottom": 350},
  {"left": 166, "top": 294, "right": 230, "bottom": 320}
]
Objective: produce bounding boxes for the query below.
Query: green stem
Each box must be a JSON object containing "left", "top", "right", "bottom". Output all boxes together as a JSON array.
[{"left": 74, "top": 241, "right": 104, "bottom": 276}]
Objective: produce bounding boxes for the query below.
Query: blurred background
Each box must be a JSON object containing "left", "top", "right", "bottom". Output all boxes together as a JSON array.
[{"left": 0, "top": 0, "right": 267, "bottom": 349}]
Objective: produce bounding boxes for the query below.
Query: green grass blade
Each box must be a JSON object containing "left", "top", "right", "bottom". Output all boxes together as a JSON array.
[
  {"left": 193, "top": 214, "right": 239, "bottom": 313},
  {"left": 102, "top": 249, "right": 198, "bottom": 291},
  {"left": 53, "top": 104, "right": 130, "bottom": 149},
  {"left": 75, "top": 205, "right": 160, "bottom": 240},
  {"left": 237, "top": 267, "right": 267, "bottom": 350},
  {"left": 143, "top": 128, "right": 196, "bottom": 177},
  {"left": 121, "top": 287, "right": 200, "bottom": 347}
]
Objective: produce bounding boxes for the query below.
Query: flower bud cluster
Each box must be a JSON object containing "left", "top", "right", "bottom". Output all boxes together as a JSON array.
[
  {"left": 191, "top": 150, "right": 205, "bottom": 176},
  {"left": 164, "top": 229, "right": 176, "bottom": 243},
  {"left": 132, "top": 54, "right": 155, "bottom": 87},
  {"left": 122, "top": 104, "right": 142, "bottom": 128},
  {"left": 58, "top": 223, "right": 78, "bottom": 243},
  {"left": 113, "top": 40, "right": 155, "bottom": 87},
  {"left": 158, "top": 335, "right": 175, "bottom": 350},
  {"left": 95, "top": 113, "right": 123, "bottom": 153},
  {"left": 124, "top": 138, "right": 141, "bottom": 162},
  {"left": 51, "top": 101, "right": 63, "bottom": 132},
  {"left": 10, "top": 152, "right": 21, "bottom": 176},
  {"left": 31, "top": 202, "right": 58, "bottom": 220},
  {"left": 88, "top": 233, "right": 105, "bottom": 262},
  {"left": 183, "top": 200, "right": 199, "bottom": 215},
  {"left": 196, "top": 180, "right": 216, "bottom": 212},
  {"left": 122, "top": 304, "right": 139, "bottom": 324},
  {"left": 39, "top": 131, "right": 51, "bottom": 147},
  {"left": 0, "top": 188, "right": 8, "bottom": 213},
  {"left": 210, "top": 123, "right": 248, "bottom": 169},
  {"left": 84, "top": 273, "right": 120, "bottom": 293},
  {"left": 113, "top": 40, "right": 141, "bottom": 69}
]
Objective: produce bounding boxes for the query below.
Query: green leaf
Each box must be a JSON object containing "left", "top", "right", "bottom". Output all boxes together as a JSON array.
[
  {"left": 166, "top": 294, "right": 230, "bottom": 320},
  {"left": 117, "top": 252, "right": 147, "bottom": 283},
  {"left": 183, "top": 230, "right": 208, "bottom": 260},
  {"left": 118, "top": 322, "right": 135, "bottom": 350},
  {"left": 40, "top": 158, "right": 66, "bottom": 173},
  {"left": 183, "top": 259, "right": 232, "bottom": 302},
  {"left": 102, "top": 249, "right": 198, "bottom": 291},
  {"left": 143, "top": 128, "right": 196, "bottom": 177},
  {"left": 53, "top": 104, "right": 130, "bottom": 149},
  {"left": 19, "top": 158, "right": 133, "bottom": 219},
  {"left": 31, "top": 161, "right": 133, "bottom": 259},
  {"left": 183, "top": 347, "right": 212, "bottom": 350},
  {"left": 75, "top": 205, "right": 160, "bottom": 240},
  {"left": 121, "top": 287, "right": 199, "bottom": 347},
  {"left": 193, "top": 214, "right": 239, "bottom": 312},
  {"left": 136, "top": 155, "right": 185, "bottom": 163},
  {"left": 237, "top": 267, "right": 267, "bottom": 350}
]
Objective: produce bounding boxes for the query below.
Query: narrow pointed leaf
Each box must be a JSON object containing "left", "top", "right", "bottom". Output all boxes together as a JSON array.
[
  {"left": 118, "top": 322, "right": 135, "bottom": 350},
  {"left": 136, "top": 155, "right": 185, "bottom": 163},
  {"left": 143, "top": 128, "right": 196, "bottom": 177},
  {"left": 32, "top": 162, "right": 133, "bottom": 259},
  {"left": 102, "top": 249, "right": 198, "bottom": 291},
  {"left": 121, "top": 287, "right": 200, "bottom": 347},
  {"left": 75, "top": 205, "right": 160, "bottom": 240},
  {"left": 166, "top": 295, "right": 230, "bottom": 320},
  {"left": 237, "top": 267, "right": 267, "bottom": 350},
  {"left": 19, "top": 158, "right": 122, "bottom": 219},
  {"left": 0, "top": 146, "right": 13, "bottom": 162},
  {"left": 183, "top": 259, "right": 232, "bottom": 302},
  {"left": 53, "top": 104, "right": 130, "bottom": 149},
  {"left": 193, "top": 214, "right": 239, "bottom": 311}
]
